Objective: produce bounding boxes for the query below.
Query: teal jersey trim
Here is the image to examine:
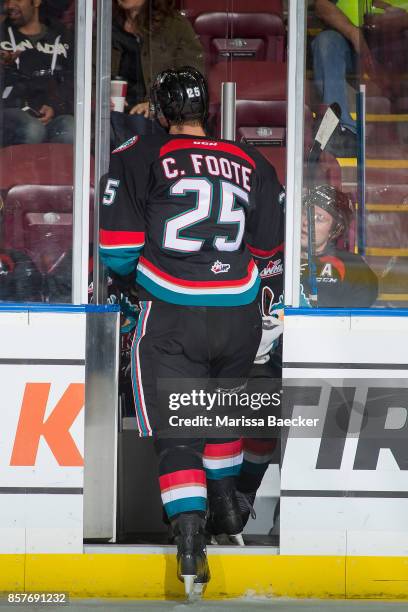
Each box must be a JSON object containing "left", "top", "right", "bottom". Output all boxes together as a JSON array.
[
  {"left": 130, "top": 301, "right": 150, "bottom": 437},
  {"left": 99, "top": 245, "right": 142, "bottom": 276},
  {"left": 137, "top": 270, "right": 260, "bottom": 307}
]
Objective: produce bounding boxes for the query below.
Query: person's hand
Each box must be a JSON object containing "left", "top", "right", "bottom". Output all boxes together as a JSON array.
[
  {"left": 384, "top": 5, "right": 405, "bottom": 12},
  {"left": 38, "top": 105, "right": 55, "bottom": 125},
  {"left": 380, "top": 6, "right": 408, "bottom": 29},
  {"left": 372, "top": 1, "right": 408, "bottom": 28},
  {"left": 360, "top": 38, "right": 376, "bottom": 79},
  {"left": 377, "top": 0, "right": 406, "bottom": 12},
  {"left": 349, "top": 28, "right": 375, "bottom": 78},
  {"left": 0, "top": 50, "right": 21, "bottom": 66},
  {"left": 129, "top": 101, "right": 150, "bottom": 118}
]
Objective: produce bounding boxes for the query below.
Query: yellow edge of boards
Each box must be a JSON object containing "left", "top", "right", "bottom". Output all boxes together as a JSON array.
[
  {"left": 1, "top": 554, "right": 408, "bottom": 600},
  {"left": 337, "top": 158, "right": 408, "bottom": 169},
  {"left": 378, "top": 293, "right": 408, "bottom": 301},
  {"left": 350, "top": 112, "right": 408, "bottom": 122},
  {"left": 365, "top": 248, "right": 408, "bottom": 256},
  {"left": 366, "top": 204, "right": 408, "bottom": 212}
]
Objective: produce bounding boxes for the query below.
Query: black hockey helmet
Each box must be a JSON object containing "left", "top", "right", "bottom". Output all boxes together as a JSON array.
[
  {"left": 150, "top": 66, "right": 209, "bottom": 124},
  {"left": 303, "top": 185, "right": 354, "bottom": 239}
]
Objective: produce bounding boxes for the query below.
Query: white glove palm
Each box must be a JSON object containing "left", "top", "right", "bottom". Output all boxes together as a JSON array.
[{"left": 254, "top": 286, "right": 284, "bottom": 364}]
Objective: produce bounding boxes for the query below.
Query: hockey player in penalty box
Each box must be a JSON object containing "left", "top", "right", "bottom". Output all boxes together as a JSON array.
[
  {"left": 235, "top": 187, "right": 378, "bottom": 537},
  {"left": 99, "top": 66, "right": 284, "bottom": 597},
  {"left": 300, "top": 185, "right": 378, "bottom": 308}
]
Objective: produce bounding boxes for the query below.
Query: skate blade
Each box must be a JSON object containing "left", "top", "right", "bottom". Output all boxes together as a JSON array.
[
  {"left": 182, "top": 574, "right": 197, "bottom": 599},
  {"left": 210, "top": 533, "right": 245, "bottom": 546},
  {"left": 229, "top": 533, "right": 245, "bottom": 546},
  {"left": 192, "top": 582, "right": 205, "bottom": 598}
]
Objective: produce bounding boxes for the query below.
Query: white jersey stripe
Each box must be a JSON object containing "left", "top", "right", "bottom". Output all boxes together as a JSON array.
[
  {"left": 131, "top": 301, "right": 153, "bottom": 437},
  {"left": 137, "top": 262, "right": 259, "bottom": 296}
]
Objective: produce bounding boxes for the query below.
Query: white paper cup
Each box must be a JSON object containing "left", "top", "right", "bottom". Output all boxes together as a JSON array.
[
  {"left": 111, "top": 96, "right": 126, "bottom": 112},
  {"left": 111, "top": 79, "right": 127, "bottom": 97},
  {"left": 111, "top": 80, "right": 128, "bottom": 113}
]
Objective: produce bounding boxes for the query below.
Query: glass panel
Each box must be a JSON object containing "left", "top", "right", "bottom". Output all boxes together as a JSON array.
[
  {"left": 363, "top": 0, "right": 408, "bottom": 307},
  {"left": 0, "top": 0, "right": 76, "bottom": 303},
  {"left": 109, "top": 0, "right": 207, "bottom": 149},
  {"left": 302, "top": 0, "right": 408, "bottom": 309}
]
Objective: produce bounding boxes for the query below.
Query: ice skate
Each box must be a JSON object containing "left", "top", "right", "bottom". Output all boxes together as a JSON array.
[
  {"left": 236, "top": 489, "right": 257, "bottom": 528},
  {"left": 207, "top": 478, "right": 245, "bottom": 546},
  {"left": 171, "top": 512, "right": 210, "bottom": 600}
]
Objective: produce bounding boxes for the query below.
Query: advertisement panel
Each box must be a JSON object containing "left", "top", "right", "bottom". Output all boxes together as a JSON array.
[
  {"left": 281, "top": 312, "right": 408, "bottom": 556},
  {"left": 0, "top": 308, "right": 86, "bottom": 553}
]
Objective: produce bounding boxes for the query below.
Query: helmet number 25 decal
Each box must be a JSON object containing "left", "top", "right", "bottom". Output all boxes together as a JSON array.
[{"left": 163, "top": 178, "right": 248, "bottom": 253}]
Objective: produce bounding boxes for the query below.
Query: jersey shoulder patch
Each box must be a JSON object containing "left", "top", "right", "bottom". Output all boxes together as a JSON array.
[{"left": 112, "top": 136, "right": 139, "bottom": 154}]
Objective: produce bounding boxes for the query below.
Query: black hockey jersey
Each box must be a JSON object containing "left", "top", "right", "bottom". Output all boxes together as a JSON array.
[
  {"left": 253, "top": 241, "right": 284, "bottom": 313},
  {"left": 100, "top": 133, "right": 284, "bottom": 307},
  {"left": 300, "top": 246, "right": 378, "bottom": 308}
]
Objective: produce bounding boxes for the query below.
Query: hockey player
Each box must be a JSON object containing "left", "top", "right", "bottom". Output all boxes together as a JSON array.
[
  {"left": 235, "top": 186, "right": 378, "bottom": 536},
  {"left": 235, "top": 246, "right": 283, "bottom": 535},
  {"left": 301, "top": 185, "right": 378, "bottom": 307},
  {"left": 99, "top": 66, "right": 284, "bottom": 597}
]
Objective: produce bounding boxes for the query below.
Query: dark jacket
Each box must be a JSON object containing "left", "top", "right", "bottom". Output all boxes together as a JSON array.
[
  {"left": 111, "top": 12, "right": 205, "bottom": 105},
  {"left": 112, "top": 19, "right": 146, "bottom": 108},
  {"left": 300, "top": 245, "right": 379, "bottom": 307},
  {"left": 0, "top": 20, "right": 74, "bottom": 115}
]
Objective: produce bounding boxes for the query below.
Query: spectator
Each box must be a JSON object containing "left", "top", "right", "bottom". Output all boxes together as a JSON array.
[
  {"left": 39, "top": 0, "right": 72, "bottom": 25},
  {"left": 300, "top": 185, "right": 378, "bottom": 307},
  {"left": 312, "top": 0, "right": 406, "bottom": 156},
  {"left": 0, "top": 248, "right": 42, "bottom": 302},
  {"left": 0, "top": 0, "right": 74, "bottom": 146},
  {"left": 60, "top": 0, "right": 75, "bottom": 30},
  {"left": 110, "top": 0, "right": 204, "bottom": 146}
]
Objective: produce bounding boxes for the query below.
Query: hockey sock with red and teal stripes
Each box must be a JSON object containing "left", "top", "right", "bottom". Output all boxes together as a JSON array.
[
  {"left": 156, "top": 441, "right": 207, "bottom": 520},
  {"left": 237, "top": 438, "right": 277, "bottom": 493},
  {"left": 159, "top": 469, "right": 207, "bottom": 519},
  {"left": 203, "top": 439, "right": 243, "bottom": 480}
]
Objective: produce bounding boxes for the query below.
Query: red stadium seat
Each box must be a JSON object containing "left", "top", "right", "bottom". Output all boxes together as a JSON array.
[
  {"left": 208, "top": 61, "right": 287, "bottom": 138},
  {"left": 366, "top": 184, "right": 408, "bottom": 204},
  {"left": 0, "top": 144, "right": 76, "bottom": 191},
  {"left": 235, "top": 100, "right": 286, "bottom": 145},
  {"left": 235, "top": 102, "right": 311, "bottom": 148},
  {"left": 259, "top": 147, "right": 342, "bottom": 190},
  {"left": 366, "top": 210, "right": 408, "bottom": 249},
  {"left": 0, "top": 144, "right": 95, "bottom": 191},
  {"left": 194, "top": 12, "right": 285, "bottom": 65},
  {"left": 208, "top": 61, "right": 287, "bottom": 104},
  {"left": 180, "top": 0, "right": 284, "bottom": 22},
  {"left": 3, "top": 185, "right": 94, "bottom": 274},
  {"left": 258, "top": 146, "right": 286, "bottom": 185}
]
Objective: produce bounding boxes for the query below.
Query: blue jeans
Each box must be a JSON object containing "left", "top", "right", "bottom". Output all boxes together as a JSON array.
[
  {"left": 2, "top": 108, "right": 74, "bottom": 146},
  {"left": 312, "top": 30, "right": 357, "bottom": 132}
]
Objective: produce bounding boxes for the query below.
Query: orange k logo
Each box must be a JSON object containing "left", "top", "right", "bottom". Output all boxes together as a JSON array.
[{"left": 10, "top": 383, "right": 85, "bottom": 467}]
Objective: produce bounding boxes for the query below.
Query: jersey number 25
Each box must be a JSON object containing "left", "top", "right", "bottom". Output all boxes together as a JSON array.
[{"left": 163, "top": 178, "right": 248, "bottom": 253}]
